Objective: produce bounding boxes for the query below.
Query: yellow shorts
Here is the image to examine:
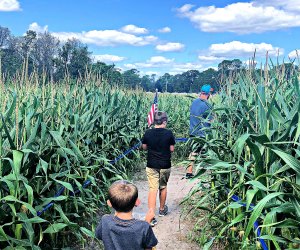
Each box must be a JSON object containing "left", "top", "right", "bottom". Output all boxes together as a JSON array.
[{"left": 146, "top": 167, "right": 171, "bottom": 191}]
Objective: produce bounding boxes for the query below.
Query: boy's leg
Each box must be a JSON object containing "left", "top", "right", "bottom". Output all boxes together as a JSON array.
[
  {"left": 158, "top": 168, "right": 171, "bottom": 213},
  {"left": 148, "top": 190, "right": 157, "bottom": 210},
  {"left": 186, "top": 138, "right": 197, "bottom": 175},
  {"left": 186, "top": 139, "right": 203, "bottom": 177},
  {"left": 159, "top": 188, "right": 167, "bottom": 210},
  {"left": 186, "top": 144, "right": 207, "bottom": 178},
  {"left": 146, "top": 167, "right": 159, "bottom": 211},
  {"left": 186, "top": 154, "right": 196, "bottom": 174}
]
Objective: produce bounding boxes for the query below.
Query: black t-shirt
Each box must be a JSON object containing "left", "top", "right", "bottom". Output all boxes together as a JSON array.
[{"left": 142, "top": 128, "right": 175, "bottom": 169}]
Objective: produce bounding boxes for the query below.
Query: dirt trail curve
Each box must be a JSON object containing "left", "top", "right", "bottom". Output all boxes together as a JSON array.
[{"left": 133, "top": 166, "right": 199, "bottom": 250}]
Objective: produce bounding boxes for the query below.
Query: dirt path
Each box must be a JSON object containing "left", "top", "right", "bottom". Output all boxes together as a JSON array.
[{"left": 133, "top": 166, "right": 199, "bottom": 250}]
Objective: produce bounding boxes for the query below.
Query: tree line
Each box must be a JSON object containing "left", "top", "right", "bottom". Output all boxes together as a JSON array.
[{"left": 0, "top": 26, "right": 297, "bottom": 93}]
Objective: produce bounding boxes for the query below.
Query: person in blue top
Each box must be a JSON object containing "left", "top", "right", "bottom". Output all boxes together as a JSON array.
[{"left": 186, "top": 84, "right": 212, "bottom": 179}]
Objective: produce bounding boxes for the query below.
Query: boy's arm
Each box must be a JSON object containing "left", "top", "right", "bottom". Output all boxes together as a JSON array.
[
  {"left": 141, "top": 132, "right": 148, "bottom": 150},
  {"left": 169, "top": 131, "right": 175, "bottom": 152}
]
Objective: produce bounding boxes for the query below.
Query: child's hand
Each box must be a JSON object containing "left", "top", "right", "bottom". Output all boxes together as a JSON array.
[{"left": 145, "top": 208, "right": 155, "bottom": 223}]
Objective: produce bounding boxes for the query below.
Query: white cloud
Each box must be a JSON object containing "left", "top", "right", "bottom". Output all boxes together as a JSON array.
[
  {"left": 208, "top": 41, "right": 283, "bottom": 57},
  {"left": 121, "top": 24, "right": 148, "bottom": 34},
  {"left": 124, "top": 56, "right": 174, "bottom": 69},
  {"left": 156, "top": 42, "right": 185, "bottom": 52},
  {"left": 137, "top": 56, "right": 174, "bottom": 68},
  {"left": 52, "top": 29, "right": 158, "bottom": 47},
  {"left": 158, "top": 27, "right": 171, "bottom": 33},
  {"left": 177, "top": 2, "right": 300, "bottom": 34},
  {"left": 124, "top": 63, "right": 137, "bottom": 69},
  {"left": 121, "top": 54, "right": 215, "bottom": 76},
  {"left": 0, "top": 0, "right": 20, "bottom": 11},
  {"left": 288, "top": 50, "right": 299, "bottom": 59},
  {"left": 170, "top": 62, "right": 203, "bottom": 74},
  {"left": 178, "top": 4, "right": 194, "bottom": 13},
  {"left": 28, "top": 22, "right": 48, "bottom": 33},
  {"left": 93, "top": 54, "right": 126, "bottom": 63},
  {"left": 140, "top": 71, "right": 160, "bottom": 76},
  {"left": 148, "top": 56, "right": 173, "bottom": 64},
  {"left": 258, "top": 0, "right": 300, "bottom": 13},
  {"left": 198, "top": 41, "right": 284, "bottom": 63},
  {"left": 123, "top": 56, "right": 204, "bottom": 75},
  {"left": 169, "top": 66, "right": 217, "bottom": 74},
  {"left": 198, "top": 55, "right": 225, "bottom": 62},
  {"left": 143, "top": 35, "right": 157, "bottom": 43}
]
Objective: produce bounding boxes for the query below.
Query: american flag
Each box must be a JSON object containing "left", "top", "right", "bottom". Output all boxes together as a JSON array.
[{"left": 147, "top": 91, "right": 158, "bottom": 127}]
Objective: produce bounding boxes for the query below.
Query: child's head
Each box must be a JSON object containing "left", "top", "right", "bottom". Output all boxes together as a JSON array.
[
  {"left": 108, "top": 180, "right": 139, "bottom": 212},
  {"left": 154, "top": 111, "right": 168, "bottom": 126}
]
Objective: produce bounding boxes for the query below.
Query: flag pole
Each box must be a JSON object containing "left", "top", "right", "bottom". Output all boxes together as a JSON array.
[{"left": 155, "top": 88, "right": 158, "bottom": 112}]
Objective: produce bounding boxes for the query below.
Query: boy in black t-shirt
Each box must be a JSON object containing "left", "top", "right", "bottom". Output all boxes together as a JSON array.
[
  {"left": 95, "top": 180, "right": 158, "bottom": 250},
  {"left": 142, "top": 111, "right": 175, "bottom": 226}
]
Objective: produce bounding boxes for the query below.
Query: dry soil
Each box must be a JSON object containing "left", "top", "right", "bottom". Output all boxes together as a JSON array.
[{"left": 133, "top": 166, "right": 200, "bottom": 250}]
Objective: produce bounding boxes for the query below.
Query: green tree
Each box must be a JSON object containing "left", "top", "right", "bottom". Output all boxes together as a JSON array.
[
  {"left": 54, "top": 39, "right": 91, "bottom": 80},
  {"left": 218, "top": 59, "right": 244, "bottom": 84},
  {"left": 31, "top": 32, "right": 59, "bottom": 78},
  {"left": 1, "top": 36, "right": 23, "bottom": 77},
  {"left": 122, "top": 69, "right": 141, "bottom": 88},
  {"left": 182, "top": 70, "right": 201, "bottom": 93},
  {"left": 92, "top": 62, "right": 123, "bottom": 85},
  {"left": 218, "top": 59, "right": 243, "bottom": 72},
  {"left": 197, "top": 68, "right": 218, "bottom": 92},
  {"left": 172, "top": 74, "right": 185, "bottom": 93},
  {"left": 20, "top": 30, "right": 37, "bottom": 77},
  {"left": 158, "top": 73, "right": 173, "bottom": 92},
  {"left": 0, "top": 26, "right": 10, "bottom": 48},
  {"left": 21, "top": 30, "right": 37, "bottom": 56},
  {"left": 140, "top": 75, "right": 152, "bottom": 91}
]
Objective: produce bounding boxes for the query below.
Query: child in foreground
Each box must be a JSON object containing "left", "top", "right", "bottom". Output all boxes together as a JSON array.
[{"left": 95, "top": 180, "right": 158, "bottom": 250}]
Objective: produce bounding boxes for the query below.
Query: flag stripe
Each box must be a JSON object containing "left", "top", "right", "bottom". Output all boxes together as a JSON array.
[{"left": 147, "top": 92, "right": 158, "bottom": 127}]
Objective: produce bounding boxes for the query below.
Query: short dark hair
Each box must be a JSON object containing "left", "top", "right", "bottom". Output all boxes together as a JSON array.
[
  {"left": 154, "top": 111, "right": 168, "bottom": 125},
  {"left": 108, "top": 180, "right": 138, "bottom": 212}
]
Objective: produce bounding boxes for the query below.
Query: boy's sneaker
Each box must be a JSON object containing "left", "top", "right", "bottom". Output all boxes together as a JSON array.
[
  {"left": 150, "top": 218, "right": 158, "bottom": 227},
  {"left": 159, "top": 205, "right": 168, "bottom": 217},
  {"left": 185, "top": 173, "right": 194, "bottom": 179}
]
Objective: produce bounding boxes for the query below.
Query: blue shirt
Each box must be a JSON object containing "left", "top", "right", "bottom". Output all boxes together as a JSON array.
[
  {"left": 96, "top": 214, "right": 158, "bottom": 250},
  {"left": 189, "top": 98, "right": 211, "bottom": 137}
]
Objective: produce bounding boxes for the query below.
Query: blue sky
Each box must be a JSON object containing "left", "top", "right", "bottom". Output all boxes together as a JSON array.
[{"left": 1, "top": 0, "right": 300, "bottom": 75}]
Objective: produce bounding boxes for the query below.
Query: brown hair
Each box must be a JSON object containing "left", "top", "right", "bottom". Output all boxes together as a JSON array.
[
  {"left": 108, "top": 180, "right": 138, "bottom": 212},
  {"left": 154, "top": 111, "right": 168, "bottom": 125}
]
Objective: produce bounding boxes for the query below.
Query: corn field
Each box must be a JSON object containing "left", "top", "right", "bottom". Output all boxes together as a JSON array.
[
  {"left": 0, "top": 73, "right": 190, "bottom": 249},
  {"left": 185, "top": 63, "right": 300, "bottom": 249},
  {"left": 1, "top": 61, "right": 299, "bottom": 250}
]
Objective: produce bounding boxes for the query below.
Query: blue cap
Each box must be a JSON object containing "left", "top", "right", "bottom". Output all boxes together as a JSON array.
[{"left": 201, "top": 84, "right": 211, "bottom": 94}]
